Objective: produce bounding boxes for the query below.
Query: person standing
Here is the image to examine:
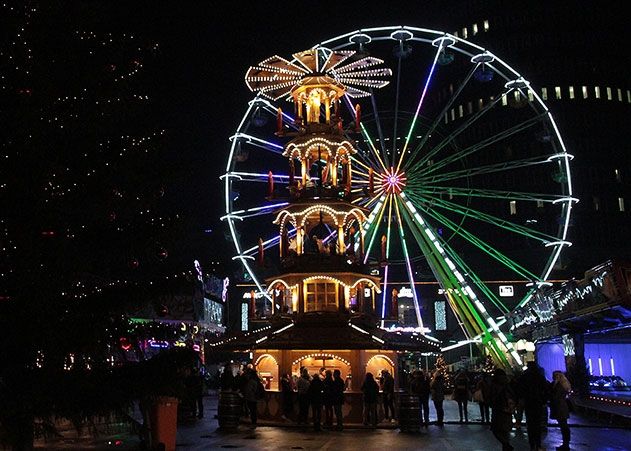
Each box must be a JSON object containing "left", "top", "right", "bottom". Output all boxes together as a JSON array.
[
  {"left": 518, "top": 361, "right": 550, "bottom": 451},
  {"left": 280, "top": 373, "right": 294, "bottom": 420},
  {"left": 474, "top": 373, "right": 491, "bottom": 424},
  {"left": 322, "top": 370, "right": 335, "bottom": 428},
  {"left": 242, "top": 369, "right": 263, "bottom": 427},
  {"left": 296, "top": 368, "right": 311, "bottom": 425},
  {"left": 430, "top": 370, "right": 445, "bottom": 426},
  {"left": 381, "top": 370, "right": 396, "bottom": 423},
  {"left": 308, "top": 371, "right": 324, "bottom": 431},
  {"left": 191, "top": 366, "right": 205, "bottom": 419},
  {"left": 332, "top": 369, "right": 346, "bottom": 430},
  {"left": 410, "top": 370, "right": 431, "bottom": 427},
  {"left": 361, "top": 372, "right": 379, "bottom": 427},
  {"left": 550, "top": 370, "right": 572, "bottom": 451},
  {"left": 489, "top": 368, "right": 516, "bottom": 451},
  {"left": 453, "top": 369, "right": 470, "bottom": 423}
]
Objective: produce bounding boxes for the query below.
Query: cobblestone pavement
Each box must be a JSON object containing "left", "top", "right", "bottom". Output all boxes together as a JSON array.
[{"left": 34, "top": 393, "right": 631, "bottom": 450}]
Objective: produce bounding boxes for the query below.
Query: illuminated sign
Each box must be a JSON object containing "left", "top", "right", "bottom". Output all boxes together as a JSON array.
[
  {"left": 499, "top": 285, "right": 514, "bottom": 297},
  {"left": 398, "top": 287, "right": 414, "bottom": 298}
]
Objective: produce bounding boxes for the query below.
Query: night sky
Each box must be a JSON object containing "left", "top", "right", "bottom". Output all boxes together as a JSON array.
[{"left": 3, "top": 0, "right": 627, "bottom": 296}]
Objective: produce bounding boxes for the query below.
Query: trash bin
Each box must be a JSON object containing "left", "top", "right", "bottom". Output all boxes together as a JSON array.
[
  {"left": 149, "top": 396, "right": 179, "bottom": 451},
  {"left": 398, "top": 394, "right": 421, "bottom": 432}
]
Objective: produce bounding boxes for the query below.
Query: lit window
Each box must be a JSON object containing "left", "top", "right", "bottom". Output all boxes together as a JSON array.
[
  {"left": 528, "top": 89, "right": 534, "bottom": 101},
  {"left": 501, "top": 93, "right": 508, "bottom": 106},
  {"left": 593, "top": 197, "right": 600, "bottom": 211},
  {"left": 444, "top": 113, "right": 448, "bottom": 124},
  {"left": 568, "top": 86, "right": 575, "bottom": 99},
  {"left": 454, "top": 30, "right": 459, "bottom": 37},
  {"left": 458, "top": 105, "right": 464, "bottom": 117},
  {"left": 484, "top": 20, "right": 490, "bottom": 31},
  {"left": 467, "top": 101, "right": 473, "bottom": 114},
  {"left": 618, "top": 88, "right": 623, "bottom": 102},
  {"left": 478, "top": 98, "right": 484, "bottom": 110},
  {"left": 542, "top": 87, "right": 548, "bottom": 100},
  {"left": 509, "top": 201, "right": 517, "bottom": 215},
  {"left": 627, "top": 90, "right": 631, "bottom": 103},
  {"left": 555, "top": 86, "right": 562, "bottom": 99},
  {"left": 594, "top": 86, "right": 600, "bottom": 99},
  {"left": 473, "top": 23, "right": 479, "bottom": 35},
  {"left": 615, "top": 169, "right": 622, "bottom": 182},
  {"left": 305, "top": 281, "right": 338, "bottom": 312},
  {"left": 618, "top": 197, "right": 625, "bottom": 212},
  {"left": 537, "top": 200, "right": 544, "bottom": 208},
  {"left": 607, "top": 87, "right": 612, "bottom": 100},
  {"left": 513, "top": 91, "right": 521, "bottom": 103},
  {"left": 435, "top": 300, "right": 447, "bottom": 330},
  {"left": 450, "top": 108, "right": 455, "bottom": 121}
]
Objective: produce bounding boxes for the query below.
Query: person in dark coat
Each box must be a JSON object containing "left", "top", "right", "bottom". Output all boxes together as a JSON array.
[
  {"left": 489, "top": 368, "right": 515, "bottom": 451},
  {"left": 361, "top": 372, "right": 379, "bottom": 427},
  {"left": 380, "top": 370, "right": 396, "bottom": 422},
  {"left": 410, "top": 370, "right": 431, "bottom": 427},
  {"left": 517, "top": 361, "right": 551, "bottom": 451},
  {"left": 430, "top": 370, "right": 445, "bottom": 426},
  {"left": 296, "top": 367, "right": 311, "bottom": 424},
  {"left": 280, "top": 373, "right": 293, "bottom": 420},
  {"left": 307, "top": 371, "right": 324, "bottom": 431},
  {"left": 474, "top": 372, "right": 492, "bottom": 424},
  {"left": 453, "top": 369, "right": 471, "bottom": 423},
  {"left": 550, "top": 370, "right": 572, "bottom": 451},
  {"left": 332, "top": 369, "right": 346, "bottom": 430},
  {"left": 322, "top": 370, "right": 335, "bottom": 428},
  {"left": 242, "top": 370, "right": 262, "bottom": 427}
]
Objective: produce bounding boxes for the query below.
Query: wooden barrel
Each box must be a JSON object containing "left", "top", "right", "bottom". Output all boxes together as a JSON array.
[
  {"left": 398, "top": 394, "right": 421, "bottom": 432},
  {"left": 217, "top": 390, "right": 242, "bottom": 430}
]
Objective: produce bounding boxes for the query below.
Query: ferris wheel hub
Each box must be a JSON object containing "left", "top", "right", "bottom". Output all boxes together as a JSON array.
[{"left": 381, "top": 167, "right": 406, "bottom": 194}]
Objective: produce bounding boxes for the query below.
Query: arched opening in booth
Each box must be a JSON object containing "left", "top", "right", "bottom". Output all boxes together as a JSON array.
[{"left": 255, "top": 354, "right": 279, "bottom": 390}]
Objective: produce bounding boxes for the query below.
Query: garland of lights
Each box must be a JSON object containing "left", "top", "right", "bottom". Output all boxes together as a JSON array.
[{"left": 292, "top": 353, "right": 351, "bottom": 367}]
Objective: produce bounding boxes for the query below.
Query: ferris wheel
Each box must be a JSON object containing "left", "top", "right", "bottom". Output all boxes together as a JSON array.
[{"left": 222, "top": 26, "right": 575, "bottom": 367}]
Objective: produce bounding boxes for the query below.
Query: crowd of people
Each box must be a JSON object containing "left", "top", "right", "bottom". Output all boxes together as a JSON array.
[
  {"left": 407, "top": 362, "right": 572, "bottom": 451},
  {"left": 216, "top": 360, "right": 573, "bottom": 451}
]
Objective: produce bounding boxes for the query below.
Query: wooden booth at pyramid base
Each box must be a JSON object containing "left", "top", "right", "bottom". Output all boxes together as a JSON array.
[{"left": 210, "top": 312, "right": 440, "bottom": 424}]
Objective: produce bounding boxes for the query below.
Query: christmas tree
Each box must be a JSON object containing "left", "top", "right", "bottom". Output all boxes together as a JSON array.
[
  {"left": 481, "top": 354, "right": 496, "bottom": 373},
  {"left": 0, "top": 3, "right": 220, "bottom": 446}
]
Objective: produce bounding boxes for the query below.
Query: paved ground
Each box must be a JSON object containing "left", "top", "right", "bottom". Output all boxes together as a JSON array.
[{"left": 34, "top": 393, "right": 631, "bottom": 450}]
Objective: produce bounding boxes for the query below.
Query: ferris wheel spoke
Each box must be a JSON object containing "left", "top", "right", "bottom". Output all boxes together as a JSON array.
[
  {"left": 407, "top": 185, "right": 576, "bottom": 205},
  {"left": 395, "top": 40, "right": 444, "bottom": 173},
  {"left": 242, "top": 228, "right": 296, "bottom": 256},
  {"left": 408, "top": 63, "right": 480, "bottom": 162},
  {"left": 397, "top": 194, "right": 522, "bottom": 366},
  {"left": 408, "top": 191, "right": 559, "bottom": 243},
  {"left": 229, "top": 132, "right": 285, "bottom": 155},
  {"left": 417, "top": 155, "right": 552, "bottom": 185},
  {"left": 361, "top": 194, "right": 388, "bottom": 264},
  {"left": 379, "top": 194, "right": 395, "bottom": 328},
  {"left": 343, "top": 95, "right": 388, "bottom": 172},
  {"left": 222, "top": 201, "right": 290, "bottom": 222},
  {"left": 406, "top": 87, "right": 513, "bottom": 175},
  {"left": 406, "top": 193, "right": 541, "bottom": 281},
  {"left": 396, "top": 196, "right": 505, "bottom": 351},
  {"left": 368, "top": 88, "right": 389, "bottom": 167},
  {"left": 390, "top": 51, "right": 404, "bottom": 169},
  {"left": 392, "top": 196, "right": 424, "bottom": 328},
  {"left": 418, "top": 112, "right": 547, "bottom": 177}
]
